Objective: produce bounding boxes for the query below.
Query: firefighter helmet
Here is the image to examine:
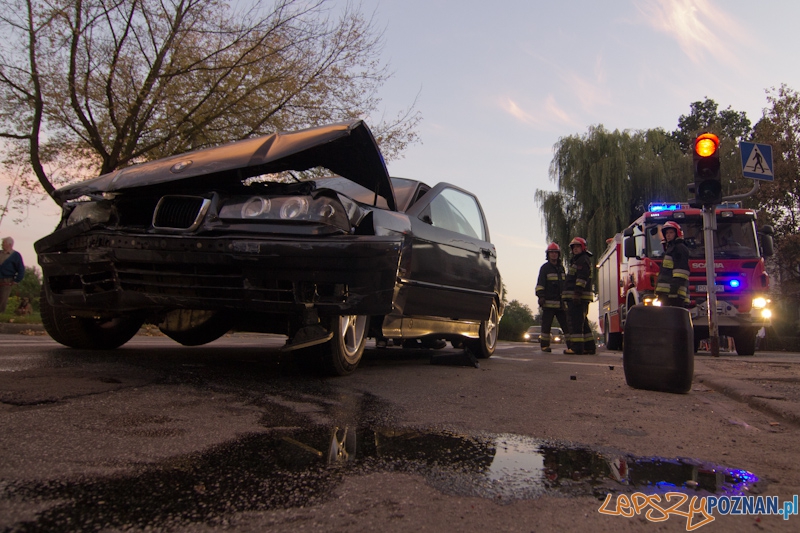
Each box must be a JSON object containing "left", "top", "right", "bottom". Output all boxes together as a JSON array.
[
  {"left": 546, "top": 242, "right": 561, "bottom": 258},
  {"left": 662, "top": 221, "right": 683, "bottom": 240},
  {"left": 569, "top": 237, "right": 587, "bottom": 253}
]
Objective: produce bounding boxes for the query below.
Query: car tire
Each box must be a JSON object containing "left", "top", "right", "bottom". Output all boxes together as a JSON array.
[
  {"left": 40, "top": 286, "right": 143, "bottom": 349},
  {"left": 159, "top": 310, "right": 233, "bottom": 346},
  {"left": 468, "top": 301, "right": 499, "bottom": 359},
  {"left": 318, "top": 315, "right": 369, "bottom": 376}
]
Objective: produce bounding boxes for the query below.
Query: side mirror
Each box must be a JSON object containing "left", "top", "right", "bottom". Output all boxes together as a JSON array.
[
  {"left": 761, "top": 234, "right": 774, "bottom": 258},
  {"left": 759, "top": 225, "right": 775, "bottom": 236},
  {"left": 624, "top": 236, "right": 637, "bottom": 258}
]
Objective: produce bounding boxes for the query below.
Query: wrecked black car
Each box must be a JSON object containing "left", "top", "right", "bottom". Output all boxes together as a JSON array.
[{"left": 36, "top": 120, "right": 502, "bottom": 375}]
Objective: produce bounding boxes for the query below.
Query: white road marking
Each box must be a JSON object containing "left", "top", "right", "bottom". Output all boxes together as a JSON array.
[
  {"left": 553, "top": 361, "right": 620, "bottom": 367},
  {"left": 491, "top": 355, "right": 534, "bottom": 361}
]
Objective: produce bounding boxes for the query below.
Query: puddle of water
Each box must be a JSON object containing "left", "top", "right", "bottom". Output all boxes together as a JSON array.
[{"left": 3, "top": 426, "right": 762, "bottom": 532}]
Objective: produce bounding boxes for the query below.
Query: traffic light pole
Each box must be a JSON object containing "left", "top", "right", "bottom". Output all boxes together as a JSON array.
[
  {"left": 702, "top": 206, "right": 720, "bottom": 357},
  {"left": 702, "top": 183, "right": 760, "bottom": 358}
]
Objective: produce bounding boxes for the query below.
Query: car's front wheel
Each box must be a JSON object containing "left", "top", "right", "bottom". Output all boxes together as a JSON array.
[
  {"left": 318, "top": 315, "right": 369, "bottom": 376},
  {"left": 40, "top": 287, "right": 143, "bottom": 349},
  {"left": 468, "top": 301, "right": 499, "bottom": 359}
]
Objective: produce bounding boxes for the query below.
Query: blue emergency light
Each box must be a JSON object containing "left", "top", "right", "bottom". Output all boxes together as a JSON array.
[
  {"left": 730, "top": 280, "right": 741, "bottom": 288},
  {"left": 649, "top": 203, "right": 683, "bottom": 212}
]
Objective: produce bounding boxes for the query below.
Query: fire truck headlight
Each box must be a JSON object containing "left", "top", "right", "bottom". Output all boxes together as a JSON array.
[
  {"left": 761, "top": 309, "right": 772, "bottom": 319},
  {"left": 752, "top": 297, "right": 768, "bottom": 309}
]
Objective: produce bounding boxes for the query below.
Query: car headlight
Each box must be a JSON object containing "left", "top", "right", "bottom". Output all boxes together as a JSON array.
[
  {"left": 752, "top": 297, "right": 768, "bottom": 309},
  {"left": 761, "top": 309, "right": 772, "bottom": 319},
  {"left": 241, "top": 197, "right": 271, "bottom": 218},
  {"left": 67, "top": 201, "right": 112, "bottom": 226},
  {"left": 220, "top": 195, "right": 347, "bottom": 230},
  {"left": 523, "top": 333, "right": 530, "bottom": 340},
  {"left": 280, "top": 197, "right": 309, "bottom": 219}
]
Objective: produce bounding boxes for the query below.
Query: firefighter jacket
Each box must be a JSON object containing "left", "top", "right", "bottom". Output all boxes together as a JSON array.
[
  {"left": 655, "top": 238, "right": 690, "bottom": 305},
  {"left": 563, "top": 251, "right": 593, "bottom": 302},
  {"left": 535, "top": 260, "right": 565, "bottom": 309}
]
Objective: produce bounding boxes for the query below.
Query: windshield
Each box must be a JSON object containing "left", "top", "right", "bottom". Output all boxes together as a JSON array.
[{"left": 645, "top": 218, "right": 759, "bottom": 259}]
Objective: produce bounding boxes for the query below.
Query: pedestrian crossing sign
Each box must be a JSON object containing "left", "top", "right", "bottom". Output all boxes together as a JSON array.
[{"left": 739, "top": 141, "right": 774, "bottom": 181}]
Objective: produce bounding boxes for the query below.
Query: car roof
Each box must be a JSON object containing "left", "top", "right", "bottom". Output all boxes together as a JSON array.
[{"left": 54, "top": 120, "right": 397, "bottom": 210}]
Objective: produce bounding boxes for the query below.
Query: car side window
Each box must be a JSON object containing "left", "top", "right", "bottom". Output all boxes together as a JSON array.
[{"left": 420, "top": 188, "right": 486, "bottom": 240}]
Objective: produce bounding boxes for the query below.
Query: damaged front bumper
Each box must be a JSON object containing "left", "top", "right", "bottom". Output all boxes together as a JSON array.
[{"left": 37, "top": 223, "right": 404, "bottom": 318}]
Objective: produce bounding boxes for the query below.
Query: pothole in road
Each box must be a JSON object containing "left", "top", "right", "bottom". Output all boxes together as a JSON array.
[{"left": 5, "top": 426, "right": 762, "bottom": 531}]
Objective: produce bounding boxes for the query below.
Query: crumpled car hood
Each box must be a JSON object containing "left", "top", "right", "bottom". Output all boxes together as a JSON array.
[{"left": 55, "top": 120, "right": 396, "bottom": 210}]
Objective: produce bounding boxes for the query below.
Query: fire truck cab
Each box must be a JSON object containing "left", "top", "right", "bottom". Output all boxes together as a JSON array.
[{"left": 598, "top": 203, "right": 774, "bottom": 355}]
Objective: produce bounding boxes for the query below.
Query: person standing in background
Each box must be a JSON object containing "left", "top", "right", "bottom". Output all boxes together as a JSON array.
[
  {"left": 0, "top": 237, "right": 25, "bottom": 314},
  {"left": 535, "top": 243, "right": 570, "bottom": 353},
  {"left": 562, "top": 237, "right": 595, "bottom": 355}
]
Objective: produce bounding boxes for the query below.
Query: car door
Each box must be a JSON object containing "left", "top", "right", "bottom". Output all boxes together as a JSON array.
[{"left": 401, "top": 183, "right": 498, "bottom": 320}]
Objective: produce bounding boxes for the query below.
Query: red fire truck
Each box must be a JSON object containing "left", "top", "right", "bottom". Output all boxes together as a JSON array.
[{"left": 597, "top": 203, "right": 774, "bottom": 355}]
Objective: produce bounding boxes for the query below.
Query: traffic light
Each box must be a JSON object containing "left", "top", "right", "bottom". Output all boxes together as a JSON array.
[{"left": 692, "top": 132, "right": 722, "bottom": 206}]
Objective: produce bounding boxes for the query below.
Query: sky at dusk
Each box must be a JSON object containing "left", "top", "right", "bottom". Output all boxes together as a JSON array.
[{"left": 2, "top": 0, "right": 800, "bottom": 323}]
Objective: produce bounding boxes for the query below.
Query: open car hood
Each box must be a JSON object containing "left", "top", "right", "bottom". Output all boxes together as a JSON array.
[{"left": 55, "top": 120, "right": 396, "bottom": 210}]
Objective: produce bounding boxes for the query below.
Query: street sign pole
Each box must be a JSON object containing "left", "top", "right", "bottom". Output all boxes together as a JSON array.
[{"left": 703, "top": 206, "right": 720, "bottom": 357}]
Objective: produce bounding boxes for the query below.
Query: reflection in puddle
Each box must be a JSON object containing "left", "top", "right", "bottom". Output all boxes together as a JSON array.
[{"left": 4, "top": 426, "right": 761, "bottom": 531}]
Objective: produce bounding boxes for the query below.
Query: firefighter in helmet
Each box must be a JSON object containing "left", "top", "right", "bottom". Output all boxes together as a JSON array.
[
  {"left": 535, "top": 243, "right": 570, "bottom": 353},
  {"left": 562, "top": 237, "right": 596, "bottom": 355},
  {"left": 655, "top": 221, "right": 690, "bottom": 307}
]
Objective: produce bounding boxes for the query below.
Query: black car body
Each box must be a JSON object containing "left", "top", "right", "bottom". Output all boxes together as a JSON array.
[{"left": 36, "top": 120, "right": 502, "bottom": 375}]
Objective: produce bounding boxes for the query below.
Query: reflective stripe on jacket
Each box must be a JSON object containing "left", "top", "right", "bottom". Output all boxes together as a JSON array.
[
  {"left": 536, "top": 261, "right": 565, "bottom": 308},
  {"left": 655, "top": 238, "right": 690, "bottom": 304},
  {"left": 563, "top": 251, "right": 593, "bottom": 302}
]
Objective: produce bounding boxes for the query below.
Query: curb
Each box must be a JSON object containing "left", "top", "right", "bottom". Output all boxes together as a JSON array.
[
  {"left": 0, "top": 323, "right": 45, "bottom": 335},
  {"left": 695, "top": 372, "right": 800, "bottom": 426}
]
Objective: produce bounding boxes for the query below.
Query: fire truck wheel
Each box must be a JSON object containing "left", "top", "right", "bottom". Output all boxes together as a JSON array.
[{"left": 733, "top": 329, "right": 757, "bottom": 356}]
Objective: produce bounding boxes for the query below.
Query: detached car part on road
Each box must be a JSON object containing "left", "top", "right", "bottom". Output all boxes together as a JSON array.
[{"left": 36, "top": 121, "right": 502, "bottom": 375}]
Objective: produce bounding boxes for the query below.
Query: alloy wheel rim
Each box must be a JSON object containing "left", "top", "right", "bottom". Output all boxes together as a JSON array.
[
  {"left": 340, "top": 315, "right": 367, "bottom": 359},
  {"left": 485, "top": 304, "right": 498, "bottom": 348}
]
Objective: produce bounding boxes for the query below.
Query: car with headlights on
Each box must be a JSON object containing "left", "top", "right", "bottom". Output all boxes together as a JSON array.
[
  {"left": 523, "top": 326, "right": 564, "bottom": 344},
  {"left": 36, "top": 120, "right": 502, "bottom": 375}
]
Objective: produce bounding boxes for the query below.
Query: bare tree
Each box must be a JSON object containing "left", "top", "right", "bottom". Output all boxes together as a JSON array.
[{"left": 0, "top": 0, "right": 420, "bottom": 205}]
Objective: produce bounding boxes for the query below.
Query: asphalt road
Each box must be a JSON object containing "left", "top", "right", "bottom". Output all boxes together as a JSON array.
[{"left": 1, "top": 333, "right": 799, "bottom": 532}]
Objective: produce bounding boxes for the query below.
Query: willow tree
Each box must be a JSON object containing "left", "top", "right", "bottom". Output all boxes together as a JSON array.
[
  {"left": 0, "top": 0, "right": 420, "bottom": 205},
  {"left": 535, "top": 125, "right": 689, "bottom": 259}
]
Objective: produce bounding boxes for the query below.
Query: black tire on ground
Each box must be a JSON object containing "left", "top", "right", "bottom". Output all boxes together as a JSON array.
[
  {"left": 40, "top": 286, "right": 143, "bottom": 349},
  {"left": 604, "top": 316, "right": 623, "bottom": 351},
  {"left": 623, "top": 305, "right": 693, "bottom": 393},
  {"left": 316, "top": 315, "right": 369, "bottom": 376},
  {"left": 468, "top": 301, "right": 499, "bottom": 359},
  {"left": 159, "top": 310, "right": 234, "bottom": 346},
  {"left": 733, "top": 329, "right": 757, "bottom": 356}
]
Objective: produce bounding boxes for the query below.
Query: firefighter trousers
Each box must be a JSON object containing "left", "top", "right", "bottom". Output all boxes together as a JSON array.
[
  {"left": 540, "top": 307, "right": 569, "bottom": 349},
  {"left": 567, "top": 300, "right": 596, "bottom": 354}
]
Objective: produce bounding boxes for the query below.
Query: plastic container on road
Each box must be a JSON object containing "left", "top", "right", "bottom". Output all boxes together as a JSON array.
[{"left": 623, "top": 305, "right": 694, "bottom": 394}]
